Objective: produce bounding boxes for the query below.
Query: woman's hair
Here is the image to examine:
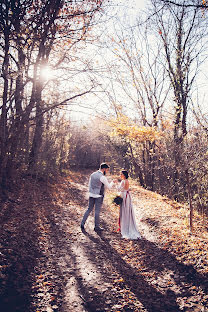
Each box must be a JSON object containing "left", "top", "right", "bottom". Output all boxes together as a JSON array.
[{"left": 121, "top": 170, "right": 129, "bottom": 179}]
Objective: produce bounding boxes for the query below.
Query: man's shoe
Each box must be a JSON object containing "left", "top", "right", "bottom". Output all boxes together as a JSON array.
[{"left": 94, "top": 227, "right": 104, "bottom": 232}]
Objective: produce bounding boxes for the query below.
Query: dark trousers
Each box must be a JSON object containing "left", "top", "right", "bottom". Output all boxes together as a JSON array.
[{"left": 81, "top": 196, "right": 104, "bottom": 228}]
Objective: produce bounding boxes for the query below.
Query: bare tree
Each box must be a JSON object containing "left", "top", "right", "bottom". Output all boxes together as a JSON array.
[
  {"left": 0, "top": 0, "right": 105, "bottom": 193},
  {"left": 161, "top": 0, "right": 208, "bottom": 9},
  {"left": 148, "top": 0, "right": 208, "bottom": 198},
  {"left": 100, "top": 21, "right": 169, "bottom": 190}
]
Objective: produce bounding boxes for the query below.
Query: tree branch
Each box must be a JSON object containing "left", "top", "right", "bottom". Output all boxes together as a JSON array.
[
  {"left": 161, "top": 0, "right": 208, "bottom": 9},
  {"left": 29, "top": 87, "right": 95, "bottom": 120}
]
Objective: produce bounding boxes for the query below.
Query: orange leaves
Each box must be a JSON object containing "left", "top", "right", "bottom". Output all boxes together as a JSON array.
[
  {"left": 114, "top": 277, "right": 124, "bottom": 283},
  {"left": 108, "top": 113, "right": 160, "bottom": 144},
  {"left": 50, "top": 296, "right": 56, "bottom": 302},
  {"left": 43, "top": 281, "right": 52, "bottom": 286},
  {"left": 167, "top": 281, "right": 173, "bottom": 285},
  {"left": 0, "top": 265, "right": 9, "bottom": 270},
  {"left": 202, "top": 0, "right": 208, "bottom": 6}
]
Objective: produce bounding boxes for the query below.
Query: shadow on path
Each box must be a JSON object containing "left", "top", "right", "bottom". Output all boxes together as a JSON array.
[
  {"left": 82, "top": 230, "right": 180, "bottom": 312},
  {"left": 2, "top": 172, "right": 207, "bottom": 312},
  {"left": 43, "top": 208, "right": 117, "bottom": 312},
  {"left": 0, "top": 200, "right": 41, "bottom": 312}
]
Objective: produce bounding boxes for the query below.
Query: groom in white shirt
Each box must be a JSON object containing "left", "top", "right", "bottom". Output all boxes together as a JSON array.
[{"left": 81, "top": 163, "right": 113, "bottom": 232}]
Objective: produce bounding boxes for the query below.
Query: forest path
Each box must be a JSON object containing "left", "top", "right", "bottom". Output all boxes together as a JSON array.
[{"left": 0, "top": 171, "right": 207, "bottom": 312}]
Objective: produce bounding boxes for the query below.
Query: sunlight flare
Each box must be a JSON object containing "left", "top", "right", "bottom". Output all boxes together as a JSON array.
[{"left": 40, "top": 65, "right": 54, "bottom": 81}]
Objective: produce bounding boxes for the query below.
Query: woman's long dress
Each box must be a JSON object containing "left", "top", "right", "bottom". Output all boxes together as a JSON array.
[{"left": 118, "top": 180, "right": 141, "bottom": 239}]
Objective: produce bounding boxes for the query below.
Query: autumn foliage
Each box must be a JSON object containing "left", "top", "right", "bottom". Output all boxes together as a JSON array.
[{"left": 109, "top": 114, "right": 160, "bottom": 143}]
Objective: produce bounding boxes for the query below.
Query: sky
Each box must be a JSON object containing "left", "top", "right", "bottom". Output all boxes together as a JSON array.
[
  {"left": 67, "top": 0, "right": 148, "bottom": 123},
  {"left": 135, "top": 0, "right": 146, "bottom": 9},
  {"left": 44, "top": 0, "right": 208, "bottom": 125}
]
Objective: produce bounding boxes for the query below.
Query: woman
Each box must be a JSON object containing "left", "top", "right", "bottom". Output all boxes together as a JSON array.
[{"left": 117, "top": 170, "right": 141, "bottom": 239}]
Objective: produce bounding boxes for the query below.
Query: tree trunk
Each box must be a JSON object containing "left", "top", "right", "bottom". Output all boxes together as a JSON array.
[
  {"left": 186, "top": 169, "right": 193, "bottom": 233},
  {"left": 5, "top": 46, "right": 25, "bottom": 181},
  {"left": 28, "top": 81, "right": 44, "bottom": 173},
  {"left": 0, "top": 27, "right": 9, "bottom": 191},
  {"left": 133, "top": 160, "right": 145, "bottom": 187},
  {"left": 128, "top": 143, "right": 145, "bottom": 187}
]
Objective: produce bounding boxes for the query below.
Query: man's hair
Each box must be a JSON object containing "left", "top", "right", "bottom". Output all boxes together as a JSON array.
[{"left": 100, "top": 163, "right": 110, "bottom": 169}]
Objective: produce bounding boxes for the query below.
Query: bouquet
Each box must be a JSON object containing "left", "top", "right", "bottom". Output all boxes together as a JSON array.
[{"left": 112, "top": 195, "right": 123, "bottom": 206}]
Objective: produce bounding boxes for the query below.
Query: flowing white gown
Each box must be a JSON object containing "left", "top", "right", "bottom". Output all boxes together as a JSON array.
[{"left": 118, "top": 180, "right": 141, "bottom": 239}]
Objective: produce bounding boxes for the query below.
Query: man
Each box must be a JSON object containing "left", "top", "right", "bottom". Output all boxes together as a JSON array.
[{"left": 81, "top": 163, "right": 113, "bottom": 232}]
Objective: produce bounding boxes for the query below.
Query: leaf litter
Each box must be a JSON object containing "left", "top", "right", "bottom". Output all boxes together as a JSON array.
[{"left": 0, "top": 170, "right": 207, "bottom": 311}]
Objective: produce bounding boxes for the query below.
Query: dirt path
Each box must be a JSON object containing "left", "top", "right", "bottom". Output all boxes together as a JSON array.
[{"left": 0, "top": 171, "right": 207, "bottom": 312}]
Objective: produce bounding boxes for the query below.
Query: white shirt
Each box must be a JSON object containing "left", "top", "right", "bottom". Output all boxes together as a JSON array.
[{"left": 89, "top": 171, "right": 114, "bottom": 198}]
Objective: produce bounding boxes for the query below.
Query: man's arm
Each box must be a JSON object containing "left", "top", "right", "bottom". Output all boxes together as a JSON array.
[{"left": 100, "top": 175, "right": 114, "bottom": 189}]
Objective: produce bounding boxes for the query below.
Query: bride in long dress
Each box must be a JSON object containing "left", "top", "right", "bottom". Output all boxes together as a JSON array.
[{"left": 117, "top": 170, "right": 141, "bottom": 240}]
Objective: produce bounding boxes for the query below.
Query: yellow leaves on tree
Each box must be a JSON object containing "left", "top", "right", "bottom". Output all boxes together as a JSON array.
[
  {"left": 108, "top": 114, "right": 160, "bottom": 144},
  {"left": 202, "top": 0, "right": 208, "bottom": 6}
]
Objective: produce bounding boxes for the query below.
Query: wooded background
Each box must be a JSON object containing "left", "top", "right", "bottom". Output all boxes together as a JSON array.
[{"left": 1, "top": 0, "right": 208, "bottom": 220}]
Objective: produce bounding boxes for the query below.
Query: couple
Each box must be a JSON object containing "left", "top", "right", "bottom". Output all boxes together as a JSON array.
[{"left": 81, "top": 163, "right": 141, "bottom": 240}]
